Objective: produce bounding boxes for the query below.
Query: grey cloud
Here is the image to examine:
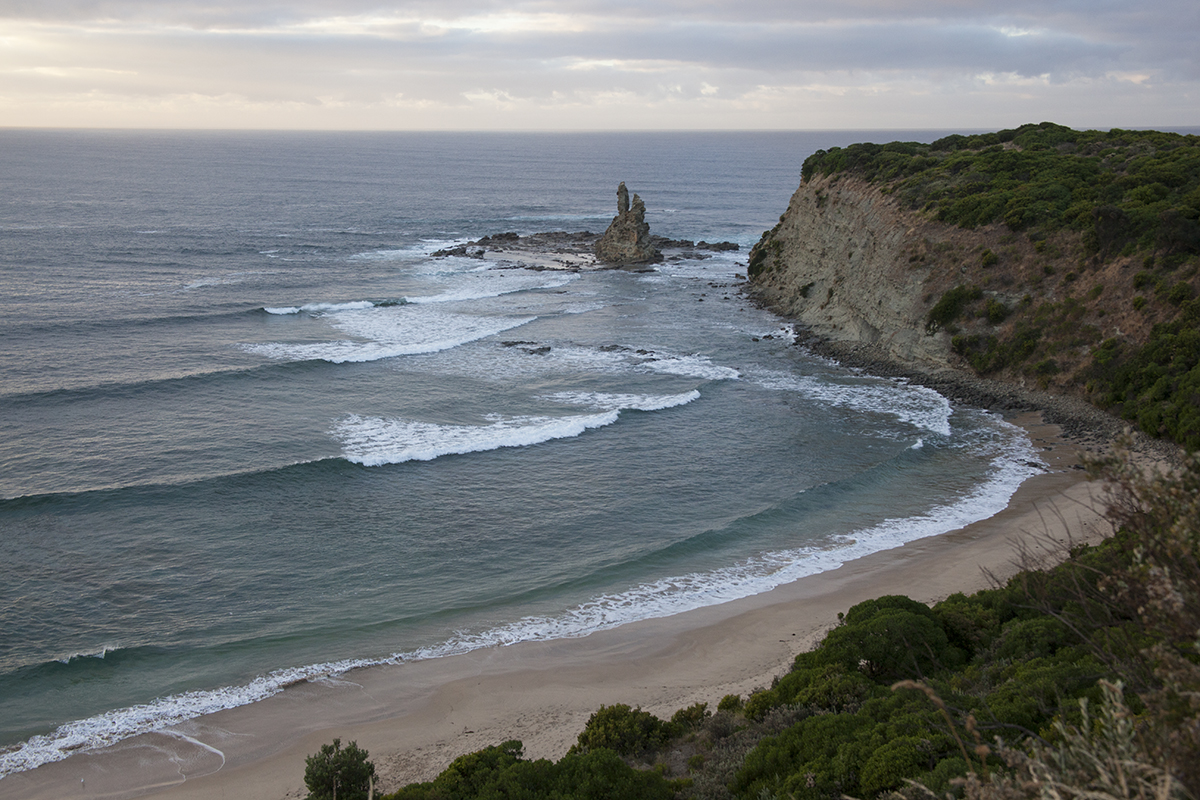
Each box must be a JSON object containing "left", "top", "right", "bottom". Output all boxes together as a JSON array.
[
  {"left": 483, "top": 22, "right": 1126, "bottom": 78},
  {"left": 0, "top": 0, "right": 1188, "bottom": 81},
  {"left": 3, "top": 0, "right": 1194, "bottom": 127},
  {"left": 0, "top": 15, "right": 1139, "bottom": 102}
]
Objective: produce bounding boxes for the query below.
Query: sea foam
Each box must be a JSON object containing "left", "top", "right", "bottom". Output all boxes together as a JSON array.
[
  {"left": 543, "top": 390, "right": 701, "bottom": 412},
  {"left": 245, "top": 306, "right": 537, "bottom": 364},
  {"left": 401, "top": 272, "right": 575, "bottom": 304},
  {"left": 335, "top": 391, "right": 698, "bottom": 465},
  {"left": 639, "top": 354, "right": 740, "bottom": 381},
  {"left": 750, "top": 369, "right": 953, "bottom": 437},
  {"left": 335, "top": 412, "right": 620, "bottom": 466},
  {"left": 263, "top": 300, "right": 377, "bottom": 315}
]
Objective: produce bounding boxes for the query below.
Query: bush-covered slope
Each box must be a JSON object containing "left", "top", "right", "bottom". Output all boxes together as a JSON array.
[{"left": 801, "top": 122, "right": 1200, "bottom": 256}]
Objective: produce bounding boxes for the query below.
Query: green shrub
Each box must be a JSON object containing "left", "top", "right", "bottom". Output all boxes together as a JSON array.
[
  {"left": 669, "top": 702, "right": 710, "bottom": 732},
  {"left": 933, "top": 591, "right": 1006, "bottom": 655},
  {"left": 1091, "top": 310, "right": 1200, "bottom": 447},
  {"left": 858, "top": 735, "right": 937, "bottom": 795},
  {"left": 1032, "top": 358, "right": 1060, "bottom": 376},
  {"left": 1167, "top": 280, "right": 1194, "bottom": 305},
  {"left": 745, "top": 662, "right": 879, "bottom": 719},
  {"left": 953, "top": 323, "right": 1043, "bottom": 374},
  {"left": 717, "top": 693, "right": 743, "bottom": 713},
  {"left": 981, "top": 248, "right": 999, "bottom": 267},
  {"left": 304, "top": 739, "right": 376, "bottom": 800},
  {"left": 569, "top": 704, "right": 672, "bottom": 756},
  {"left": 386, "top": 740, "right": 675, "bottom": 800},
  {"left": 820, "top": 597, "right": 964, "bottom": 681},
  {"left": 991, "top": 616, "right": 1072, "bottom": 660},
  {"left": 1133, "top": 271, "right": 1158, "bottom": 290},
  {"left": 926, "top": 285, "right": 982, "bottom": 334},
  {"left": 985, "top": 297, "right": 1010, "bottom": 324}
]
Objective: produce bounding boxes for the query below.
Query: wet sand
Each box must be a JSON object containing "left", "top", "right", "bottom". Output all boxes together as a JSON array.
[{"left": 1, "top": 415, "right": 1114, "bottom": 800}]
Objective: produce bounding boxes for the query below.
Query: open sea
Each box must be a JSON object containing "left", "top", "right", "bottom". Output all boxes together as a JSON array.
[{"left": 0, "top": 130, "right": 1042, "bottom": 779}]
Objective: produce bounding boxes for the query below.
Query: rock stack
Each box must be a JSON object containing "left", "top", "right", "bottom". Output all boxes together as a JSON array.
[{"left": 595, "top": 182, "right": 660, "bottom": 265}]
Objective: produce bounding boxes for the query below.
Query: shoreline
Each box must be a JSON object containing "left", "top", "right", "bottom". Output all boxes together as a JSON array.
[
  {"left": 786, "top": 328, "right": 1181, "bottom": 467},
  {"left": 2, "top": 412, "right": 1114, "bottom": 800}
]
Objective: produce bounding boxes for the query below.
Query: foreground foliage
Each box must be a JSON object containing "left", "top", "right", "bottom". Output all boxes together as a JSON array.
[
  {"left": 385, "top": 740, "right": 676, "bottom": 800},
  {"left": 305, "top": 738, "right": 376, "bottom": 800},
  {"left": 355, "top": 449, "right": 1199, "bottom": 799}
]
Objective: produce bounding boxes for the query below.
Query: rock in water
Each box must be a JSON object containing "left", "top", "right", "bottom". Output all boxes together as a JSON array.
[{"left": 595, "top": 182, "right": 661, "bottom": 264}]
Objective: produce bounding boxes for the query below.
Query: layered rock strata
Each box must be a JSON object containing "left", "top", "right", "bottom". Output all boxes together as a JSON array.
[{"left": 750, "top": 175, "right": 957, "bottom": 366}]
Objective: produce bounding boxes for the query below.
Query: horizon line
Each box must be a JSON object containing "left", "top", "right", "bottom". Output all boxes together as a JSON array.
[{"left": 5, "top": 123, "right": 1200, "bottom": 135}]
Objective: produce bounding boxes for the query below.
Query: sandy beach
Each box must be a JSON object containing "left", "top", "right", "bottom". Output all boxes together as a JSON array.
[{"left": 1, "top": 414, "right": 1115, "bottom": 800}]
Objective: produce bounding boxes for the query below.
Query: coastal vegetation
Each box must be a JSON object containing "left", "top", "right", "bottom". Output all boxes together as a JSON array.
[
  {"left": 750, "top": 123, "right": 1200, "bottom": 449},
  {"left": 308, "top": 449, "right": 1199, "bottom": 800},
  {"left": 304, "top": 738, "right": 376, "bottom": 800},
  {"left": 800, "top": 123, "right": 1200, "bottom": 254}
]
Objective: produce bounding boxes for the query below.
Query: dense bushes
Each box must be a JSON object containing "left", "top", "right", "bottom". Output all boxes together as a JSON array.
[
  {"left": 1088, "top": 299, "right": 1200, "bottom": 447},
  {"left": 801, "top": 123, "right": 1200, "bottom": 260},
  {"left": 387, "top": 740, "right": 676, "bottom": 800},
  {"left": 724, "top": 574, "right": 1118, "bottom": 800},
  {"left": 569, "top": 704, "right": 678, "bottom": 757}
]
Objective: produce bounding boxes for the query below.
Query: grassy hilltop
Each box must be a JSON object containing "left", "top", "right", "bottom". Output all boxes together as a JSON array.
[{"left": 753, "top": 122, "right": 1200, "bottom": 448}]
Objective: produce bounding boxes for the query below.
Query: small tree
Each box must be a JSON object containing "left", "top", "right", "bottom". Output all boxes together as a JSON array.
[{"left": 304, "top": 738, "right": 375, "bottom": 800}]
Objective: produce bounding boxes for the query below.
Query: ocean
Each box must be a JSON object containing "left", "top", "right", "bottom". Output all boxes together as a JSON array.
[{"left": 0, "top": 129, "right": 1041, "bottom": 779}]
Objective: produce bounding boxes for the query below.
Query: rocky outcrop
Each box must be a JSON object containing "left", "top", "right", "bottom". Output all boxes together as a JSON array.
[
  {"left": 749, "top": 174, "right": 951, "bottom": 365},
  {"left": 595, "top": 182, "right": 660, "bottom": 264}
]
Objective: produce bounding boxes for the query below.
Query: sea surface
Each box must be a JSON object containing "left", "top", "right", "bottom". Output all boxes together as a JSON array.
[{"left": 0, "top": 129, "right": 1042, "bottom": 778}]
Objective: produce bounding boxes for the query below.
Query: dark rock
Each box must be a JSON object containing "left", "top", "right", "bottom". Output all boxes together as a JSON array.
[
  {"left": 595, "top": 182, "right": 661, "bottom": 265},
  {"left": 476, "top": 232, "right": 520, "bottom": 245},
  {"left": 430, "top": 244, "right": 485, "bottom": 258},
  {"left": 649, "top": 236, "right": 739, "bottom": 252}
]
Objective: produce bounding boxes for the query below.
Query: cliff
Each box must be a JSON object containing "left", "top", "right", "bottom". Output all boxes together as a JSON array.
[
  {"left": 747, "top": 124, "right": 1200, "bottom": 449},
  {"left": 749, "top": 174, "right": 950, "bottom": 366}
]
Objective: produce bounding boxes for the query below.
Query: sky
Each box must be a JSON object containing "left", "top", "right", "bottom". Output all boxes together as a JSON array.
[{"left": 1, "top": 0, "right": 1197, "bottom": 130}]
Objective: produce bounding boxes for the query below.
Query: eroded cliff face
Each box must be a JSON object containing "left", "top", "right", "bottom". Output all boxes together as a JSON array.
[{"left": 750, "top": 175, "right": 952, "bottom": 365}]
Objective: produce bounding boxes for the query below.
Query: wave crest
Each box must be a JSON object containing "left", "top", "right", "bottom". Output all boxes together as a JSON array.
[
  {"left": 245, "top": 306, "right": 537, "bottom": 364},
  {"left": 335, "top": 391, "right": 700, "bottom": 466}
]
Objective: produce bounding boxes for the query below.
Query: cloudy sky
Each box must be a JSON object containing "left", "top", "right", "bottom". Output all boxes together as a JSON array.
[{"left": 1, "top": 0, "right": 1197, "bottom": 130}]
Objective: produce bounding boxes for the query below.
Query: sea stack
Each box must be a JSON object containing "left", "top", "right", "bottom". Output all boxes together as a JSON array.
[{"left": 595, "top": 182, "right": 660, "bottom": 264}]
